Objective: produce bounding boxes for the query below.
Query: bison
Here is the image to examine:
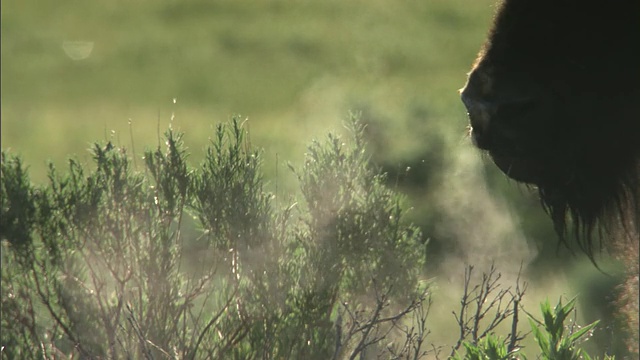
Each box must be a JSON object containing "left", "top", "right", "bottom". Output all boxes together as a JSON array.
[
  {"left": 460, "top": 0, "right": 639, "bottom": 353},
  {"left": 460, "top": 0, "right": 639, "bottom": 255}
]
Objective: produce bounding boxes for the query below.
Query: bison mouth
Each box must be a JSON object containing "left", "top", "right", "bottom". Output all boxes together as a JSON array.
[
  {"left": 487, "top": 150, "right": 544, "bottom": 184},
  {"left": 468, "top": 125, "right": 546, "bottom": 184}
]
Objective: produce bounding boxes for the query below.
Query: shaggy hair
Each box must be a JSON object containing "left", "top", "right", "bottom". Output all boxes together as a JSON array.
[{"left": 460, "top": 0, "right": 640, "bottom": 258}]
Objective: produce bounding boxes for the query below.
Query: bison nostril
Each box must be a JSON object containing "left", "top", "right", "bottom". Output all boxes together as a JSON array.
[
  {"left": 461, "top": 88, "right": 541, "bottom": 151},
  {"left": 460, "top": 88, "right": 483, "bottom": 114}
]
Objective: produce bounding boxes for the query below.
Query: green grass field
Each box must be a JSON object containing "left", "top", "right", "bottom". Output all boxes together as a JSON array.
[
  {"left": 1, "top": 0, "right": 494, "bottom": 183},
  {"left": 1, "top": 0, "right": 629, "bottom": 355}
]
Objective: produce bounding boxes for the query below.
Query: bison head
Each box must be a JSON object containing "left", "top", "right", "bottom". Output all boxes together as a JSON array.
[{"left": 460, "top": 0, "right": 640, "bottom": 255}]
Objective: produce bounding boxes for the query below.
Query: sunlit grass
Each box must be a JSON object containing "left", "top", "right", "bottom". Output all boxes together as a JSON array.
[{"left": 1, "top": 0, "right": 494, "bottom": 183}]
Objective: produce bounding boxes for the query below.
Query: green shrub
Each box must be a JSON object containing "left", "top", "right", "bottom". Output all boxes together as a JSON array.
[
  {"left": 1, "top": 115, "right": 429, "bottom": 359},
  {"left": 528, "top": 298, "right": 604, "bottom": 360},
  {"left": 451, "top": 295, "right": 612, "bottom": 360}
]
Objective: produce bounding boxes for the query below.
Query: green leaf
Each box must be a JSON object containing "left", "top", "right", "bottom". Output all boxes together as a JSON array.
[
  {"left": 529, "top": 317, "right": 551, "bottom": 358},
  {"left": 566, "top": 319, "right": 598, "bottom": 343}
]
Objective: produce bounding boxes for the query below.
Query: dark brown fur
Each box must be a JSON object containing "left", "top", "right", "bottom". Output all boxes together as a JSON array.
[{"left": 461, "top": 0, "right": 640, "bottom": 257}]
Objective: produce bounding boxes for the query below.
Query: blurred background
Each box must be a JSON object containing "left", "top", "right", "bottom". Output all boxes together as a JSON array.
[{"left": 1, "top": 0, "right": 627, "bottom": 354}]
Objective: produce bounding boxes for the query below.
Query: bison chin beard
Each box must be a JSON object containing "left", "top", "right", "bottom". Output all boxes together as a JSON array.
[{"left": 495, "top": 148, "right": 640, "bottom": 261}]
